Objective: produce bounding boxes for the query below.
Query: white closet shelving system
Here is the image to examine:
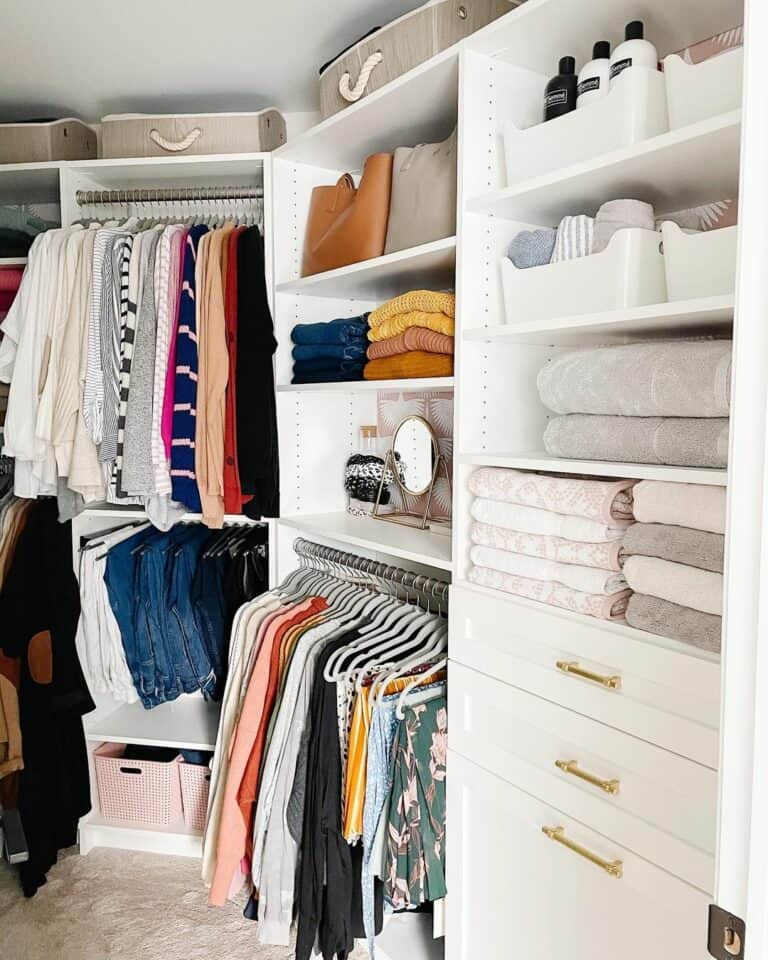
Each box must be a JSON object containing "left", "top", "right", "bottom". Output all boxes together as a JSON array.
[{"left": 4, "top": 0, "right": 768, "bottom": 954}]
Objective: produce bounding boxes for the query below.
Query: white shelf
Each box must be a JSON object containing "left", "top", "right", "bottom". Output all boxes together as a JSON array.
[
  {"left": 66, "top": 152, "right": 267, "bottom": 188},
  {"left": 275, "top": 49, "right": 459, "bottom": 170},
  {"left": 276, "top": 237, "right": 456, "bottom": 300},
  {"left": 466, "top": 0, "right": 744, "bottom": 73},
  {"left": 452, "top": 579, "right": 720, "bottom": 665},
  {"left": 79, "top": 813, "right": 202, "bottom": 858},
  {"left": 277, "top": 377, "right": 454, "bottom": 394},
  {"left": 463, "top": 296, "right": 735, "bottom": 346},
  {"left": 458, "top": 452, "right": 727, "bottom": 486},
  {"left": 469, "top": 111, "right": 741, "bottom": 223},
  {"left": 78, "top": 503, "right": 257, "bottom": 524},
  {"left": 278, "top": 512, "right": 453, "bottom": 571},
  {"left": 85, "top": 697, "right": 220, "bottom": 751},
  {"left": 0, "top": 257, "right": 28, "bottom": 268}
]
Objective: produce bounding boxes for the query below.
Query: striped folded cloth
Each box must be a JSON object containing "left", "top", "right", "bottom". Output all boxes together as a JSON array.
[
  {"left": 369, "top": 289, "right": 455, "bottom": 327},
  {"left": 367, "top": 326, "right": 454, "bottom": 359}
]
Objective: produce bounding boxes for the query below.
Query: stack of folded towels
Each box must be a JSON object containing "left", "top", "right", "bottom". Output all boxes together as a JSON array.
[
  {"left": 538, "top": 340, "right": 731, "bottom": 468},
  {"left": 291, "top": 314, "right": 369, "bottom": 384},
  {"left": 621, "top": 480, "right": 725, "bottom": 653},
  {"left": 364, "top": 289, "right": 455, "bottom": 381},
  {"left": 467, "top": 467, "right": 635, "bottom": 621},
  {"left": 508, "top": 198, "right": 656, "bottom": 269}
]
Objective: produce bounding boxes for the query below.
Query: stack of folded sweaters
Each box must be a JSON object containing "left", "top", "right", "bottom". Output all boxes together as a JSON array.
[
  {"left": 291, "top": 314, "right": 369, "bottom": 384},
  {"left": 364, "top": 289, "right": 455, "bottom": 381},
  {"left": 538, "top": 340, "right": 731, "bottom": 468},
  {"left": 622, "top": 480, "right": 725, "bottom": 653},
  {"left": 467, "top": 467, "right": 635, "bottom": 621}
]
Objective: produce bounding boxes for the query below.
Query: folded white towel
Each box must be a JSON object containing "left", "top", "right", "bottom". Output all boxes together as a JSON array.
[
  {"left": 623, "top": 555, "right": 723, "bottom": 616},
  {"left": 471, "top": 497, "right": 626, "bottom": 543},
  {"left": 471, "top": 545, "right": 627, "bottom": 595}
]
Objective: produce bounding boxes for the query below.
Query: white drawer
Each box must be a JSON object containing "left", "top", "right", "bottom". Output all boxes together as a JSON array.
[
  {"left": 450, "top": 582, "right": 720, "bottom": 767},
  {"left": 447, "top": 752, "right": 710, "bottom": 960},
  {"left": 449, "top": 661, "right": 716, "bottom": 891}
]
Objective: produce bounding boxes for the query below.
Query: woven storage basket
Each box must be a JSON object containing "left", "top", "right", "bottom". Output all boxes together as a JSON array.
[
  {"left": 94, "top": 743, "right": 183, "bottom": 827},
  {"left": 319, "top": 0, "right": 523, "bottom": 119},
  {"left": 178, "top": 759, "right": 211, "bottom": 832}
]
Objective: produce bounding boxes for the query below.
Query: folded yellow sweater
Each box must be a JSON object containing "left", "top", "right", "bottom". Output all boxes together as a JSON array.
[
  {"left": 363, "top": 351, "right": 454, "bottom": 380},
  {"left": 367, "top": 310, "right": 455, "bottom": 342},
  {"left": 369, "top": 290, "right": 455, "bottom": 327}
]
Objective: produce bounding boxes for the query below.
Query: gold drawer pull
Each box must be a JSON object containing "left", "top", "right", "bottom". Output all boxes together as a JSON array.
[
  {"left": 555, "top": 759, "right": 620, "bottom": 795},
  {"left": 556, "top": 659, "right": 621, "bottom": 690},
  {"left": 542, "top": 825, "right": 623, "bottom": 879}
]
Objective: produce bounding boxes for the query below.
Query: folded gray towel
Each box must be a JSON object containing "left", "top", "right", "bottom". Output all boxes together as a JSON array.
[
  {"left": 620, "top": 522, "right": 724, "bottom": 573},
  {"left": 538, "top": 340, "right": 732, "bottom": 418},
  {"left": 543, "top": 414, "right": 729, "bottom": 468},
  {"left": 508, "top": 228, "right": 557, "bottom": 269},
  {"left": 552, "top": 215, "right": 594, "bottom": 262},
  {"left": 625, "top": 593, "right": 721, "bottom": 653},
  {"left": 593, "top": 199, "right": 656, "bottom": 254}
]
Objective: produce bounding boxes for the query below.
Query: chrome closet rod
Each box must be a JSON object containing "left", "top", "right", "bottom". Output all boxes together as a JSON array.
[
  {"left": 75, "top": 185, "right": 263, "bottom": 205},
  {"left": 292, "top": 537, "right": 450, "bottom": 604}
]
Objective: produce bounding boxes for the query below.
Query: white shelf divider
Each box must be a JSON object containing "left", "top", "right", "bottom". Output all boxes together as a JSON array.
[
  {"left": 468, "top": 110, "right": 741, "bottom": 223},
  {"left": 276, "top": 237, "right": 456, "bottom": 300},
  {"left": 277, "top": 377, "right": 454, "bottom": 394},
  {"left": 458, "top": 452, "right": 728, "bottom": 486},
  {"left": 463, "top": 295, "right": 735, "bottom": 345},
  {"left": 278, "top": 513, "right": 453, "bottom": 571},
  {"left": 79, "top": 814, "right": 202, "bottom": 858},
  {"left": 85, "top": 697, "right": 221, "bottom": 751}
]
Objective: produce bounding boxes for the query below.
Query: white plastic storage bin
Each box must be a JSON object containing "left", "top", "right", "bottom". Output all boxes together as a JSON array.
[
  {"left": 661, "top": 222, "right": 738, "bottom": 301},
  {"left": 503, "top": 68, "right": 668, "bottom": 186},
  {"left": 501, "top": 229, "right": 667, "bottom": 325},
  {"left": 664, "top": 49, "right": 744, "bottom": 130},
  {"left": 94, "top": 742, "right": 183, "bottom": 827}
]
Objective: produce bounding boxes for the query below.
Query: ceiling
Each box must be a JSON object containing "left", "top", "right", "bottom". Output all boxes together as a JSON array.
[{"left": 1, "top": 0, "right": 425, "bottom": 123}]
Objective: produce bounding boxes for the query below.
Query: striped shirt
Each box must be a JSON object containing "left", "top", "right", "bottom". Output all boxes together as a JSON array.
[{"left": 170, "top": 224, "right": 208, "bottom": 511}]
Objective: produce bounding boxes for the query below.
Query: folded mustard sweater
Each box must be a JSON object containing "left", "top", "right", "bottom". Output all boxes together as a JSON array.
[
  {"left": 367, "top": 310, "right": 455, "bottom": 342},
  {"left": 369, "top": 289, "right": 455, "bottom": 327},
  {"left": 363, "top": 351, "right": 454, "bottom": 381}
]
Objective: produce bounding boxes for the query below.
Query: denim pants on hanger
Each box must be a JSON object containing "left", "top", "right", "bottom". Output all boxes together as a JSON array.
[
  {"left": 191, "top": 550, "right": 227, "bottom": 697},
  {"left": 165, "top": 527, "right": 217, "bottom": 699}
]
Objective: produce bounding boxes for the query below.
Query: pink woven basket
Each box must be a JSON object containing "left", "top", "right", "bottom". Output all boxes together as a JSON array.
[
  {"left": 178, "top": 759, "right": 211, "bottom": 832},
  {"left": 94, "top": 742, "right": 183, "bottom": 827}
]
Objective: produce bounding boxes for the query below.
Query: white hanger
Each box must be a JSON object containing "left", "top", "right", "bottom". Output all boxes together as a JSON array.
[{"left": 395, "top": 657, "right": 448, "bottom": 719}]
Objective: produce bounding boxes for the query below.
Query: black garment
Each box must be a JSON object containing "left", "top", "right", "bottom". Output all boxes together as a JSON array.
[
  {"left": 0, "top": 500, "right": 94, "bottom": 897},
  {"left": 236, "top": 227, "right": 279, "bottom": 520}
]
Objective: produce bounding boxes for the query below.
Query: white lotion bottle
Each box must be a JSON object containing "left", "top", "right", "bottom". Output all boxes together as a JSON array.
[
  {"left": 609, "top": 21, "right": 658, "bottom": 87},
  {"left": 577, "top": 41, "right": 611, "bottom": 108}
]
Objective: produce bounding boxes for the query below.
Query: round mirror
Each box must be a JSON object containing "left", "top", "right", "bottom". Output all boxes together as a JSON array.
[{"left": 392, "top": 416, "right": 438, "bottom": 497}]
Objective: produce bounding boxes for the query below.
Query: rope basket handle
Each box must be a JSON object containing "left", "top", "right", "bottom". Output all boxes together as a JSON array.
[
  {"left": 149, "top": 126, "right": 203, "bottom": 153},
  {"left": 339, "top": 51, "right": 383, "bottom": 103}
]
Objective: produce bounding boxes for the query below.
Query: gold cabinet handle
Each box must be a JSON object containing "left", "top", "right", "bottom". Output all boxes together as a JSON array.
[
  {"left": 542, "top": 825, "right": 623, "bottom": 878},
  {"left": 556, "top": 659, "right": 621, "bottom": 690},
  {"left": 555, "top": 759, "right": 620, "bottom": 795}
]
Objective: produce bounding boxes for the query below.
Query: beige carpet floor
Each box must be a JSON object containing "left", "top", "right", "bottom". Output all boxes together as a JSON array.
[{"left": 0, "top": 846, "right": 366, "bottom": 960}]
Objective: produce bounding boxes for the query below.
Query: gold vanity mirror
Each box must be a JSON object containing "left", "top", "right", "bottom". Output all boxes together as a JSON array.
[{"left": 373, "top": 415, "right": 451, "bottom": 530}]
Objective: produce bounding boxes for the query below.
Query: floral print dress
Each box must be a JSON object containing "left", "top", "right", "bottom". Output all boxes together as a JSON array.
[{"left": 384, "top": 696, "right": 447, "bottom": 910}]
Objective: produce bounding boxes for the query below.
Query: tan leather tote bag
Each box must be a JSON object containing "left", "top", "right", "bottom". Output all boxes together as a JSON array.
[{"left": 301, "top": 152, "right": 393, "bottom": 276}]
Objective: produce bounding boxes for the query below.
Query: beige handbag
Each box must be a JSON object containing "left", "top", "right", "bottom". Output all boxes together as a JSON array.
[{"left": 384, "top": 129, "right": 457, "bottom": 255}]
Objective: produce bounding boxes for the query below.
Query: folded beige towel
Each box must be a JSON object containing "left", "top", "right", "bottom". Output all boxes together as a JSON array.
[
  {"left": 633, "top": 481, "right": 726, "bottom": 534},
  {"left": 625, "top": 593, "right": 721, "bottom": 653},
  {"left": 620, "top": 522, "right": 724, "bottom": 573},
  {"left": 623, "top": 555, "right": 723, "bottom": 616},
  {"left": 470, "top": 544, "right": 627, "bottom": 595},
  {"left": 469, "top": 565, "right": 630, "bottom": 620},
  {"left": 471, "top": 521, "right": 622, "bottom": 570}
]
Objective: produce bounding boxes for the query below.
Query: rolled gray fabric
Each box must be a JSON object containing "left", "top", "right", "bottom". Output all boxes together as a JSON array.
[
  {"left": 538, "top": 340, "right": 732, "bottom": 418},
  {"left": 620, "top": 522, "right": 724, "bottom": 573},
  {"left": 625, "top": 593, "right": 721, "bottom": 653},
  {"left": 543, "top": 414, "right": 729, "bottom": 468},
  {"left": 592, "top": 199, "right": 656, "bottom": 254},
  {"left": 508, "top": 228, "right": 556, "bottom": 269}
]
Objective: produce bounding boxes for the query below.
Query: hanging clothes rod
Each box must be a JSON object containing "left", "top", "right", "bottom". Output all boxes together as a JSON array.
[
  {"left": 75, "top": 185, "right": 263, "bottom": 205},
  {"left": 292, "top": 537, "right": 450, "bottom": 604}
]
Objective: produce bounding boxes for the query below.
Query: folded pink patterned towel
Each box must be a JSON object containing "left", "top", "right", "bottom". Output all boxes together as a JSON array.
[
  {"left": 471, "top": 522, "right": 623, "bottom": 571},
  {"left": 469, "top": 565, "right": 630, "bottom": 620},
  {"left": 468, "top": 467, "right": 636, "bottom": 525},
  {"left": 471, "top": 545, "right": 627, "bottom": 595}
]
